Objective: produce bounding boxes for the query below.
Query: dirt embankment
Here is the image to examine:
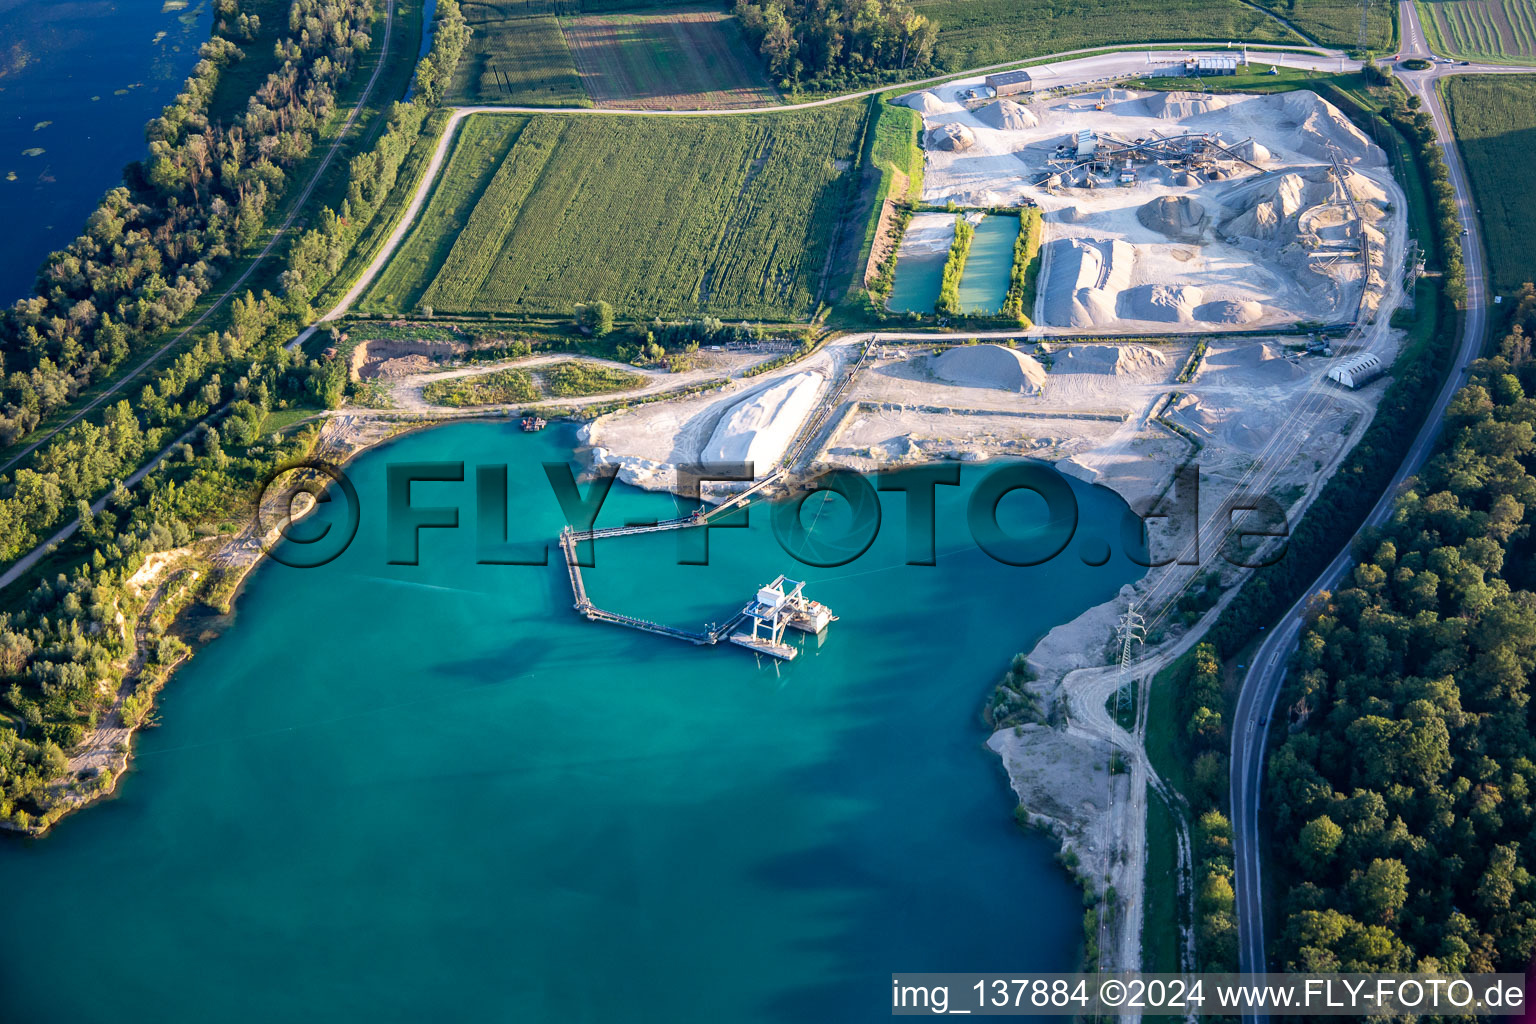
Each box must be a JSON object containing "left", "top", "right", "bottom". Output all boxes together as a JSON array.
[
  {"left": 863, "top": 169, "right": 910, "bottom": 288},
  {"left": 350, "top": 338, "right": 468, "bottom": 380}
]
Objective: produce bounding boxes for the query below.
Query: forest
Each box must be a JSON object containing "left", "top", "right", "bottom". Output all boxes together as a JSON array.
[
  {"left": 1268, "top": 288, "right": 1536, "bottom": 971},
  {"left": 0, "top": 0, "right": 473, "bottom": 832},
  {"left": 0, "top": 0, "right": 378, "bottom": 450},
  {"left": 733, "top": 0, "right": 938, "bottom": 89}
]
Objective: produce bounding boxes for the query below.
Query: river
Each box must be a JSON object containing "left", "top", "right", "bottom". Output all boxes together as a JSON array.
[
  {"left": 0, "top": 421, "right": 1143, "bottom": 1021},
  {"left": 0, "top": 0, "right": 213, "bottom": 302}
]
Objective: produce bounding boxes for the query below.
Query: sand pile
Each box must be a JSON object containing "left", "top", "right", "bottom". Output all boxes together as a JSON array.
[
  {"left": 900, "top": 90, "right": 948, "bottom": 114},
  {"left": 1345, "top": 170, "right": 1389, "bottom": 210},
  {"left": 1137, "top": 195, "right": 1208, "bottom": 241},
  {"left": 932, "top": 344, "right": 1047, "bottom": 393},
  {"left": 1050, "top": 344, "right": 1169, "bottom": 375},
  {"left": 1225, "top": 137, "right": 1272, "bottom": 164},
  {"left": 1222, "top": 172, "right": 1322, "bottom": 242},
  {"left": 1281, "top": 91, "right": 1381, "bottom": 165},
  {"left": 1145, "top": 91, "right": 1228, "bottom": 119},
  {"left": 1168, "top": 394, "right": 1219, "bottom": 441},
  {"left": 1099, "top": 88, "right": 1137, "bottom": 112},
  {"left": 1121, "top": 283, "right": 1203, "bottom": 323},
  {"left": 1041, "top": 238, "right": 1135, "bottom": 329},
  {"left": 976, "top": 98, "right": 1039, "bottom": 130},
  {"left": 1195, "top": 298, "right": 1264, "bottom": 324},
  {"left": 1201, "top": 342, "right": 1307, "bottom": 385},
  {"left": 1175, "top": 171, "right": 1203, "bottom": 187},
  {"left": 702, "top": 372, "right": 825, "bottom": 475},
  {"left": 926, "top": 123, "right": 977, "bottom": 151}
]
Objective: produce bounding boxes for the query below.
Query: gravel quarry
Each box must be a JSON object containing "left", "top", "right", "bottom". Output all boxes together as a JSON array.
[
  {"left": 897, "top": 81, "right": 1406, "bottom": 333},
  {"left": 570, "top": 72, "right": 1414, "bottom": 970}
]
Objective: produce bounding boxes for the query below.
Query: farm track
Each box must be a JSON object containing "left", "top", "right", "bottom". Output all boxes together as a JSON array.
[{"left": 302, "top": 40, "right": 1354, "bottom": 342}]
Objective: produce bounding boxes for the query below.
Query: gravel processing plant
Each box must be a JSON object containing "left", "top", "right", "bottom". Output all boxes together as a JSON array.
[{"left": 892, "top": 81, "right": 1406, "bottom": 332}]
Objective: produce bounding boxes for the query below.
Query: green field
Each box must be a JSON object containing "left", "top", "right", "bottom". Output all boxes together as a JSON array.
[
  {"left": 539, "top": 360, "right": 646, "bottom": 395},
  {"left": 1419, "top": 0, "right": 1536, "bottom": 60},
  {"left": 1442, "top": 74, "right": 1536, "bottom": 291},
  {"left": 448, "top": 2, "right": 589, "bottom": 105},
  {"left": 911, "top": 0, "right": 1300, "bottom": 71},
  {"left": 1246, "top": 0, "right": 1395, "bottom": 49},
  {"left": 423, "top": 368, "right": 539, "bottom": 406},
  {"left": 364, "top": 105, "right": 869, "bottom": 320}
]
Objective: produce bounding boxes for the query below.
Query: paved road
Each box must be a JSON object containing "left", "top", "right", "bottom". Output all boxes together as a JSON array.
[
  {"left": 0, "top": 0, "right": 398, "bottom": 477},
  {"left": 1230, "top": 0, "right": 1520, "bottom": 987}
]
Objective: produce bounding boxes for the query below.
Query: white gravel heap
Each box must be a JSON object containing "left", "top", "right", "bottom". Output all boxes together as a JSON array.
[
  {"left": 932, "top": 344, "right": 1048, "bottom": 393},
  {"left": 1121, "top": 283, "right": 1204, "bottom": 323},
  {"left": 899, "top": 90, "right": 949, "bottom": 114},
  {"left": 975, "top": 99, "right": 1039, "bottom": 130},
  {"left": 1144, "top": 90, "right": 1228, "bottom": 119},
  {"left": 1049, "top": 343, "right": 1169, "bottom": 375},
  {"left": 702, "top": 371, "right": 826, "bottom": 476},
  {"left": 925, "top": 123, "right": 977, "bottom": 152},
  {"left": 1136, "top": 195, "right": 1208, "bottom": 241}
]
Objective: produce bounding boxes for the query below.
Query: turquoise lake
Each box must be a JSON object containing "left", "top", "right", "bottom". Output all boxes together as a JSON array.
[
  {"left": 0, "top": 421, "right": 1144, "bottom": 1021},
  {"left": 957, "top": 216, "right": 1019, "bottom": 315},
  {"left": 0, "top": 0, "right": 212, "bottom": 301},
  {"left": 887, "top": 250, "right": 948, "bottom": 314}
]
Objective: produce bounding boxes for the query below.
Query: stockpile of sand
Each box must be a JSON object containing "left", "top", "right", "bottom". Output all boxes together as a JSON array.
[
  {"left": 1200, "top": 341, "right": 1307, "bottom": 385},
  {"left": 1145, "top": 91, "right": 1228, "bottom": 119},
  {"left": 1050, "top": 344, "right": 1169, "bottom": 375},
  {"left": 702, "top": 372, "right": 825, "bottom": 475},
  {"left": 1041, "top": 238, "right": 1135, "bottom": 328},
  {"left": 1223, "top": 137, "right": 1272, "bottom": 164},
  {"left": 1281, "top": 91, "right": 1381, "bottom": 166},
  {"left": 932, "top": 344, "right": 1048, "bottom": 393},
  {"left": 1222, "top": 172, "right": 1320, "bottom": 243},
  {"left": 1195, "top": 299, "right": 1264, "bottom": 324},
  {"left": 926, "top": 123, "right": 977, "bottom": 152},
  {"left": 1121, "top": 283, "right": 1204, "bottom": 323},
  {"left": 900, "top": 90, "right": 948, "bottom": 114},
  {"left": 976, "top": 98, "right": 1039, "bottom": 130},
  {"left": 1168, "top": 393, "right": 1219, "bottom": 442},
  {"left": 1345, "top": 170, "right": 1389, "bottom": 211},
  {"left": 1137, "top": 195, "right": 1208, "bottom": 241}
]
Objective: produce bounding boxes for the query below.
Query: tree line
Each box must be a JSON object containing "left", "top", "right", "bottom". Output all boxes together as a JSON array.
[
  {"left": 278, "top": 0, "right": 470, "bottom": 315},
  {"left": 1269, "top": 288, "right": 1536, "bottom": 971},
  {"left": 734, "top": 0, "right": 938, "bottom": 91},
  {"left": 1162, "top": 642, "right": 1240, "bottom": 972},
  {"left": 0, "top": 0, "right": 377, "bottom": 448},
  {"left": 0, "top": 0, "right": 481, "bottom": 830},
  {"left": 0, "top": 298, "right": 332, "bottom": 831},
  {"left": 935, "top": 216, "right": 974, "bottom": 317}
]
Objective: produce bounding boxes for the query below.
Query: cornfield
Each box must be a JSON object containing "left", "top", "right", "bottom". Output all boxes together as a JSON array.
[{"left": 366, "top": 105, "right": 869, "bottom": 321}]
